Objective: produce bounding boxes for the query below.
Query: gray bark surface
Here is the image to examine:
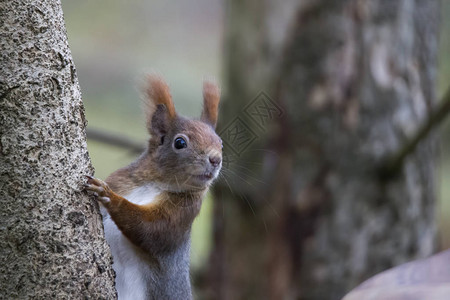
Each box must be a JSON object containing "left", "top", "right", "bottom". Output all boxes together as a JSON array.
[
  {"left": 208, "top": 0, "right": 439, "bottom": 299},
  {"left": 0, "top": 0, "right": 116, "bottom": 298}
]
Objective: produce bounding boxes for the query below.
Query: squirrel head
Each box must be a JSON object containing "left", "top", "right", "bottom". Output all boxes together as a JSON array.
[{"left": 143, "top": 75, "right": 222, "bottom": 192}]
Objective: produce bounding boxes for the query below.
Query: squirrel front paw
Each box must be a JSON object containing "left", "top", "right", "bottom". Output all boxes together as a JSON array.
[{"left": 84, "top": 175, "right": 111, "bottom": 205}]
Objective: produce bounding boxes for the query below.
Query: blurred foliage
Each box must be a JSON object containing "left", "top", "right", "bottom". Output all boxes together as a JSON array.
[{"left": 62, "top": 0, "right": 450, "bottom": 275}]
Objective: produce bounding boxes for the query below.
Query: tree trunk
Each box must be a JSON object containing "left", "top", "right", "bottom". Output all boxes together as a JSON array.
[
  {"left": 0, "top": 0, "right": 116, "bottom": 298},
  {"left": 208, "top": 0, "right": 439, "bottom": 299}
]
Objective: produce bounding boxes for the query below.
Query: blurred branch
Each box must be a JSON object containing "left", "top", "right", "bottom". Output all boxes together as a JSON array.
[
  {"left": 86, "top": 128, "right": 145, "bottom": 154},
  {"left": 379, "top": 87, "right": 450, "bottom": 179}
]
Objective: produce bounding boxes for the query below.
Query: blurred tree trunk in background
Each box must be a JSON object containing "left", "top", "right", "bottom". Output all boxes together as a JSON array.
[
  {"left": 0, "top": 0, "right": 116, "bottom": 298},
  {"left": 207, "top": 0, "right": 439, "bottom": 299}
]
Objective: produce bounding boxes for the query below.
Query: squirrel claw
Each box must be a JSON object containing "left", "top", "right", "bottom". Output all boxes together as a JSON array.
[
  {"left": 98, "top": 196, "right": 111, "bottom": 204},
  {"left": 83, "top": 176, "right": 110, "bottom": 203},
  {"left": 85, "top": 183, "right": 104, "bottom": 194}
]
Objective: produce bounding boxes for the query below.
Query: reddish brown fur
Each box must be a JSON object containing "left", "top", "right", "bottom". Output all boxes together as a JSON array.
[
  {"left": 84, "top": 75, "right": 222, "bottom": 299},
  {"left": 91, "top": 176, "right": 205, "bottom": 255},
  {"left": 201, "top": 81, "right": 220, "bottom": 128},
  {"left": 145, "top": 75, "right": 176, "bottom": 126},
  {"left": 105, "top": 166, "right": 141, "bottom": 196},
  {"left": 88, "top": 75, "right": 222, "bottom": 259}
]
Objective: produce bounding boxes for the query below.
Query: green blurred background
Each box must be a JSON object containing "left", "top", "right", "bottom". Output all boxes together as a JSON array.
[{"left": 61, "top": 0, "right": 450, "bottom": 274}]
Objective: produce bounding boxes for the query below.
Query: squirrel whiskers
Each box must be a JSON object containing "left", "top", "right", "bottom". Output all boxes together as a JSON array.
[{"left": 85, "top": 75, "right": 222, "bottom": 300}]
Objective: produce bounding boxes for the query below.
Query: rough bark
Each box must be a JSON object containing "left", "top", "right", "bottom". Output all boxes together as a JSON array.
[
  {"left": 208, "top": 0, "right": 439, "bottom": 299},
  {"left": 0, "top": 0, "right": 116, "bottom": 298}
]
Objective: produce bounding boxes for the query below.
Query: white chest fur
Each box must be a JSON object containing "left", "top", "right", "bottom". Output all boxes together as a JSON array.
[{"left": 102, "top": 184, "right": 161, "bottom": 300}]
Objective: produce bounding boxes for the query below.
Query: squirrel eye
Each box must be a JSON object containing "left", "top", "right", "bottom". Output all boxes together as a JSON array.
[
  {"left": 174, "top": 137, "right": 187, "bottom": 149},
  {"left": 160, "top": 136, "right": 165, "bottom": 145}
]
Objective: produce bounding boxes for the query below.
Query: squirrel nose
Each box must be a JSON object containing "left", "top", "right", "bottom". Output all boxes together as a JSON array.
[{"left": 209, "top": 156, "right": 221, "bottom": 167}]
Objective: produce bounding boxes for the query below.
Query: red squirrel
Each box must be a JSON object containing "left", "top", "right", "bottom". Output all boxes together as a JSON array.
[{"left": 84, "top": 75, "right": 222, "bottom": 300}]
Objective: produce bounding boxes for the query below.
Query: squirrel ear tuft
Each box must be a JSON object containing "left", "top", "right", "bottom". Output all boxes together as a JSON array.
[
  {"left": 144, "top": 75, "right": 176, "bottom": 134},
  {"left": 201, "top": 80, "right": 220, "bottom": 129}
]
